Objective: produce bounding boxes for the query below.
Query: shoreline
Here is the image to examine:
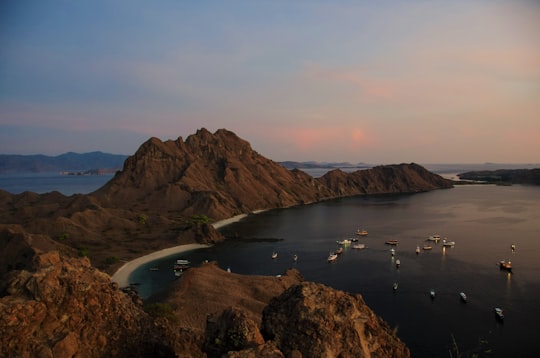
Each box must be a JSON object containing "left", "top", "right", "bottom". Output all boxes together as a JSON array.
[{"left": 110, "top": 214, "right": 251, "bottom": 287}]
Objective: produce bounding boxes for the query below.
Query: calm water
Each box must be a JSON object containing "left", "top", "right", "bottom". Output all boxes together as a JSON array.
[
  {"left": 132, "top": 185, "right": 540, "bottom": 357},
  {"left": 0, "top": 172, "right": 113, "bottom": 195}
]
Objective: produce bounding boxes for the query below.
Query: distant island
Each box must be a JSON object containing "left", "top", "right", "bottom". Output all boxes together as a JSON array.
[
  {"left": 0, "top": 151, "right": 128, "bottom": 174},
  {"left": 458, "top": 169, "right": 540, "bottom": 185}
]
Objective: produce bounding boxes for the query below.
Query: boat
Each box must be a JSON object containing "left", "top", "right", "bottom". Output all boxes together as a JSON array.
[
  {"left": 442, "top": 239, "right": 455, "bottom": 247},
  {"left": 271, "top": 251, "right": 278, "bottom": 259},
  {"left": 327, "top": 252, "right": 338, "bottom": 262},
  {"left": 176, "top": 259, "right": 190, "bottom": 265},
  {"left": 415, "top": 246, "right": 420, "bottom": 254},
  {"left": 494, "top": 307, "right": 504, "bottom": 321},
  {"left": 350, "top": 237, "right": 359, "bottom": 242},
  {"left": 352, "top": 243, "right": 366, "bottom": 250},
  {"left": 499, "top": 260, "right": 512, "bottom": 272},
  {"left": 337, "top": 239, "right": 351, "bottom": 245},
  {"left": 385, "top": 240, "right": 399, "bottom": 245},
  {"left": 430, "top": 289, "right": 436, "bottom": 299},
  {"left": 396, "top": 259, "right": 401, "bottom": 268},
  {"left": 460, "top": 292, "right": 467, "bottom": 302},
  {"left": 390, "top": 248, "right": 395, "bottom": 256},
  {"left": 293, "top": 254, "right": 298, "bottom": 262},
  {"left": 149, "top": 266, "right": 160, "bottom": 271},
  {"left": 423, "top": 245, "right": 433, "bottom": 250},
  {"left": 511, "top": 244, "right": 516, "bottom": 252},
  {"left": 427, "top": 235, "right": 441, "bottom": 242},
  {"left": 393, "top": 282, "right": 398, "bottom": 291},
  {"left": 335, "top": 247, "right": 344, "bottom": 254},
  {"left": 356, "top": 229, "right": 368, "bottom": 236}
]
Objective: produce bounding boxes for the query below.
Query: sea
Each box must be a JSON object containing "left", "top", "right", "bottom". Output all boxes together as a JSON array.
[{"left": 2, "top": 165, "right": 539, "bottom": 357}]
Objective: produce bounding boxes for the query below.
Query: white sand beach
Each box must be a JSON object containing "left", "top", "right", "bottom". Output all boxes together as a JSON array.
[
  {"left": 110, "top": 214, "right": 251, "bottom": 287},
  {"left": 110, "top": 243, "right": 210, "bottom": 287}
]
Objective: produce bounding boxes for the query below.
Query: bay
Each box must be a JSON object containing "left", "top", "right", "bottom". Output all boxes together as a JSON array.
[{"left": 133, "top": 184, "right": 540, "bottom": 357}]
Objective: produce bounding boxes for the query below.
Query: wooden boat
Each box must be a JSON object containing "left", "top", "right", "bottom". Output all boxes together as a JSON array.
[
  {"left": 427, "top": 235, "right": 441, "bottom": 242},
  {"left": 335, "top": 247, "right": 344, "bottom": 254},
  {"left": 352, "top": 243, "right": 366, "bottom": 250},
  {"left": 385, "top": 240, "right": 399, "bottom": 245},
  {"left": 460, "top": 292, "right": 467, "bottom": 302},
  {"left": 499, "top": 260, "right": 512, "bottom": 272},
  {"left": 327, "top": 252, "right": 338, "bottom": 262},
  {"left": 423, "top": 245, "right": 433, "bottom": 250},
  {"left": 494, "top": 307, "right": 504, "bottom": 321},
  {"left": 356, "top": 229, "right": 368, "bottom": 236},
  {"left": 271, "top": 251, "right": 278, "bottom": 259}
]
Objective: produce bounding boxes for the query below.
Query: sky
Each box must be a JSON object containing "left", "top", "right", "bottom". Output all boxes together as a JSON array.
[{"left": 1, "top": 0, "right": 539, "bottom": 164}]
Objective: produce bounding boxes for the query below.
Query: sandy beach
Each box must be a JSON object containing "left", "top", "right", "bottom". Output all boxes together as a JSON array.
[{"left": 110, "top": 214, "right": 250, "bottom": 287}]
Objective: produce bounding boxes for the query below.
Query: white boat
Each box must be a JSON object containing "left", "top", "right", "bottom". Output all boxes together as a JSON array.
[
  {"left": 415, "top": 246, "right": 420, "bottom": 254},
  {"left": 390, "top": 248, "right": 395, "bottom": 256},
  {"left": 442, "top": 239, "right": 455, "bottom": 247},
  {"left": 327, "top": 252, "right": 338, "bottom": 262},
  {"left": 385, "top": 240, "right": 399, "bottom": 245},
  {"left": 423, "top": 245, "right": 433, "bottom": 250},
  {"left": 494, "top": 307, "right": 504, "bottom": 320},
  {"left": 430, "top": 289, "right": 436, "bottom": 299},
  {"left": 352, "top": 243, "right": 366, "bottom": 250},
  {"left": 427, "top": 235, "right": 441, "bottom": 242},
  {"left": 356, "top": 229, "right": 368, "bottom": 236},
  {"left": 271, "top": 251, "right": 278, "bottom": 259},
  {"left": 337, "top": 239, "right": 351, "bottom": 245},
  {"left": 293, "top": 254, "right": 298, "bottom": 262},
  {"left": 335, "top": 247, "right": 344, "bottom": 254},
  {"left": 176, "top": 259, "right": 190, "bottom": 265},
  {"left": 460, "top": 292, "right": 467, "bottom": 302},
  {"left": 396, "top": 259, "right": 401, "bottom": 268},
  {"left": 393, "top": 282, "right": 398, "bottom": 291}
]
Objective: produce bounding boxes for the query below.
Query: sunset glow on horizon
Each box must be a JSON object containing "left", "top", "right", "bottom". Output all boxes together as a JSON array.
[{"left": 1, "top": 0, "right": 539, "bottom": 164}]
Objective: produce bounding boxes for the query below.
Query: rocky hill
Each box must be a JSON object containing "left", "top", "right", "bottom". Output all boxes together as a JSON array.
[{"left": 0, "top": 128, "right": 452, "bottom": 271}]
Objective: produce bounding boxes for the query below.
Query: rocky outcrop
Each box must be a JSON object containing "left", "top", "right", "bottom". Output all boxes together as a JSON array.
[
  {"left": 261, "top": 282, "right": 410, "bottom": 357},
  {"left": 0, "top": 249, "right": 178, "bottom": 358}
]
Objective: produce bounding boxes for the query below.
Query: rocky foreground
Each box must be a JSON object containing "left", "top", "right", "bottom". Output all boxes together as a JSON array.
[
  {"left": 0, "top": 233, "right": 409, "bottom": 357},
  {"left": 0, "top": 128, "right": 449, "bottom": 356}
]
